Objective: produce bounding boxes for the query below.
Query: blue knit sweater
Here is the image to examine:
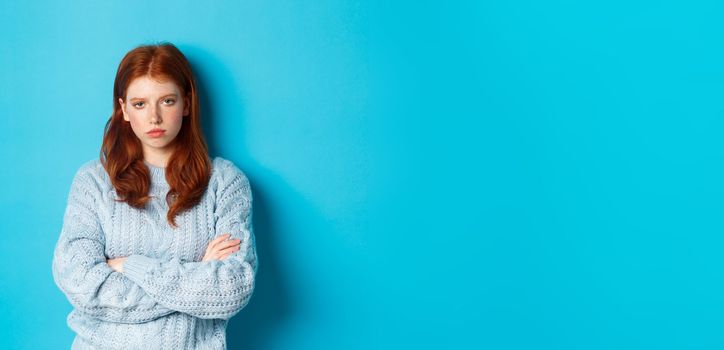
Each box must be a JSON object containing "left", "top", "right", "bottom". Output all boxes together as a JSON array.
[{"left": 52, "top": 156, "right": 258, "bottom": 349}]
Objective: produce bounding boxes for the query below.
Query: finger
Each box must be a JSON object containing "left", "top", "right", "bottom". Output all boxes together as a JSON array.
[
  {"left": 217, "top": 244, "right": 240, "bottom": 255},
  {"left": 214, "top": 239, "right": 241, "bottom": 251},
  {"left": 215, "top": 245, "right": 240, "bottom": 260},
  {"left": 211, "top": 233, "right": 232, "bottom": 247},
  {"left": 206, "top": 233, "right": 232, "bottom": 251},
  {"left": 211, "top": 247, "right": 237, "bottom": 261},
  {"left": 213, "top": 245, "right": 234, "bottom": 258},
  {"left": 218, "top": 248, "right": 239, "bottom": 260},
  {"left": 210, "top": 240, "right": 240, "bottom": 255}
]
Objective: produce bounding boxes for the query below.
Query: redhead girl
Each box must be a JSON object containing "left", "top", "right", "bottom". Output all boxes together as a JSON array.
[{"left": 52, "top": 42, "right": 257, "bottom": 349}]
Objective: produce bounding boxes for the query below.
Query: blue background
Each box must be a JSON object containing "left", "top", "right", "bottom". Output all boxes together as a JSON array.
[{"left": 1, "top": 0, "right": 723, "bottom": 349}]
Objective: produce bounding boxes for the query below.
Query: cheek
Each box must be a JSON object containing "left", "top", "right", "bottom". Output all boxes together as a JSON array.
[
  {"left": 126, "top": 112, "right": 146, "bottom": 133},
  {"left": 163, "top": 108, "right": 185, "bottom": 127},
  {"left": 164, "top": 105, "right": 185, "bottom": 117},
  {"left": 127, "top": 113, "right": 141, "bottom": 126}
]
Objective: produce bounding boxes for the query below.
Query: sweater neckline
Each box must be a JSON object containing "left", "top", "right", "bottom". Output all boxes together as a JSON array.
[{"left": 143, "top": 160, "right": 168, "bottom": 187}]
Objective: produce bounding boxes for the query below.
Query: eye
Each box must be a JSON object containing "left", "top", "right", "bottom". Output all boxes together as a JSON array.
[
  {"left": 163, "top": 98, "right": 176, "bottom": 105},
  {"left": 133, "top": 101, "right": 145, "bottom": 108}
]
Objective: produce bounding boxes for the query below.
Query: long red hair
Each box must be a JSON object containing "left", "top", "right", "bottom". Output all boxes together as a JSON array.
[{"left": 100, "top": 42, "right": 211, "bottom": 229}]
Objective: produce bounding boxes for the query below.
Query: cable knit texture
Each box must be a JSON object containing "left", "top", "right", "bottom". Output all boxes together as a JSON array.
[{"left": 52, "top": 156, "right": 258, "bottom": 349}]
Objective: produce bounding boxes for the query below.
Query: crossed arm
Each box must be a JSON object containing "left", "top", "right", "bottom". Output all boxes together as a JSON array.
[
  {"left": 52, "top": 162, "right": 257, "bottom": 323},
  {"left": 106, "top": 234, "right": 240, "bottom": 273}
]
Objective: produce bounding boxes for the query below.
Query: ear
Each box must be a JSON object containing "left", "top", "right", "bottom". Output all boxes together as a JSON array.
[
  {"left": 183, "top": 94, "right": 190, "bottom": 116},
  {"left": 118, "top": 98, "right": 129, "bottom": 121}
]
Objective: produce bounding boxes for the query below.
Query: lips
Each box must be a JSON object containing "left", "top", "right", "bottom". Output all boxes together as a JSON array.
[{"left": 147, "top": 129, "right": 166, "bottom": 137}]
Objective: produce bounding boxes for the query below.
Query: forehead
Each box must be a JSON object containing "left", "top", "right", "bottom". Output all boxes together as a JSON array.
[{"left": 126, "top": 76, "right": 181, "bottom": 99}]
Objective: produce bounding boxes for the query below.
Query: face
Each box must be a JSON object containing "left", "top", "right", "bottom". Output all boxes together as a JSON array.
[{"left": 118, "top": 75, "right": 189, "bottom": 162}]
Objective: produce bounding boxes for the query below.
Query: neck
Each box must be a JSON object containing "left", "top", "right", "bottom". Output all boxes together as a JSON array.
[
  {"left": 142, "top": 144, "right": 177, "bottom": 185},
  {"left": 143, "top": 147, "right": 174, "bottom": 168}
]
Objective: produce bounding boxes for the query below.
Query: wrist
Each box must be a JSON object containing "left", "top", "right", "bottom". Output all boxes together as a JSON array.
[{"left": 123, "top": 255, "right": 158, "bottom": 283}]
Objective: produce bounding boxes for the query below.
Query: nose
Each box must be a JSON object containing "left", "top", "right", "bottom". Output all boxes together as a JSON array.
[{"left": 149, "top": 104, "right": 162, "bottom": 125}]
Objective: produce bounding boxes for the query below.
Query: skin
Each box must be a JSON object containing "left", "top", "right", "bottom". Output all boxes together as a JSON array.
[
  {"left": 119, "top": 75, "right": 188, "bottom": 168},
  {"left": 106, "top": 75, "right": 240, "bottom": 272}
]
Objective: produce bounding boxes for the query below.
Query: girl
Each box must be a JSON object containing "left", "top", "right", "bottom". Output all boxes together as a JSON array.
[{"left": 52, "top": 42, "right": 258, "bottom": 349}]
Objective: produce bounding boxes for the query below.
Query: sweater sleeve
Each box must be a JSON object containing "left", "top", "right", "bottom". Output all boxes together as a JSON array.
[
  {"left": 122, "top": 161, "right": 258, "bottom": 320},
  {"left": 52, "top": 164, "right": 177, "bottom": 323}
]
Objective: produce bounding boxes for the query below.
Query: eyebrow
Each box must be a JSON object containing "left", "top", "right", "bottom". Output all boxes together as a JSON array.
[{"left": 128, "top": 93, "right": 178, "bottom": 102}]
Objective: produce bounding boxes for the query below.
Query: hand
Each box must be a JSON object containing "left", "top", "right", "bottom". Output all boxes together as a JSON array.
[
  {"left": 202, "top": 233, "right": 241, "bottom": 262},
  {"left": 107, "top": 257, "right": 128, "bottom": 273}
]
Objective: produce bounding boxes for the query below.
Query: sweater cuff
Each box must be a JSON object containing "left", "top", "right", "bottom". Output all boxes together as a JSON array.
[{"left": 123, "top": 254, "right": 158, "bottom": 284}]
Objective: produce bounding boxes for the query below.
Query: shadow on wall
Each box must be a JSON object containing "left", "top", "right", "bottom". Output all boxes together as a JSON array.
[
  {"left": 185, "top": 46, "right": 306, "bottom": 349},
  {"left": 229, "top": 168, "right": 289, "bottom": 349},
  {"left": 228, "top": 167, "right": 297, "bottom": 350}
]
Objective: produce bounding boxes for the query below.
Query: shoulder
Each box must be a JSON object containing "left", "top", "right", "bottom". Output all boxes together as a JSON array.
[
  {"left": 211, "top": 156, "right": 252, "bottom": 198},
  {"left": 75, "top": 158, "right": 102, "bottom": 176},
  {"left": 69, "top": 158, "right": 111, "bottom": 194},
  {"left": 212, "top": 156, "right": 250, "bottom": 184},
  {"left": 65, "top": 158, "right": 110, "bottom": 209}
]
